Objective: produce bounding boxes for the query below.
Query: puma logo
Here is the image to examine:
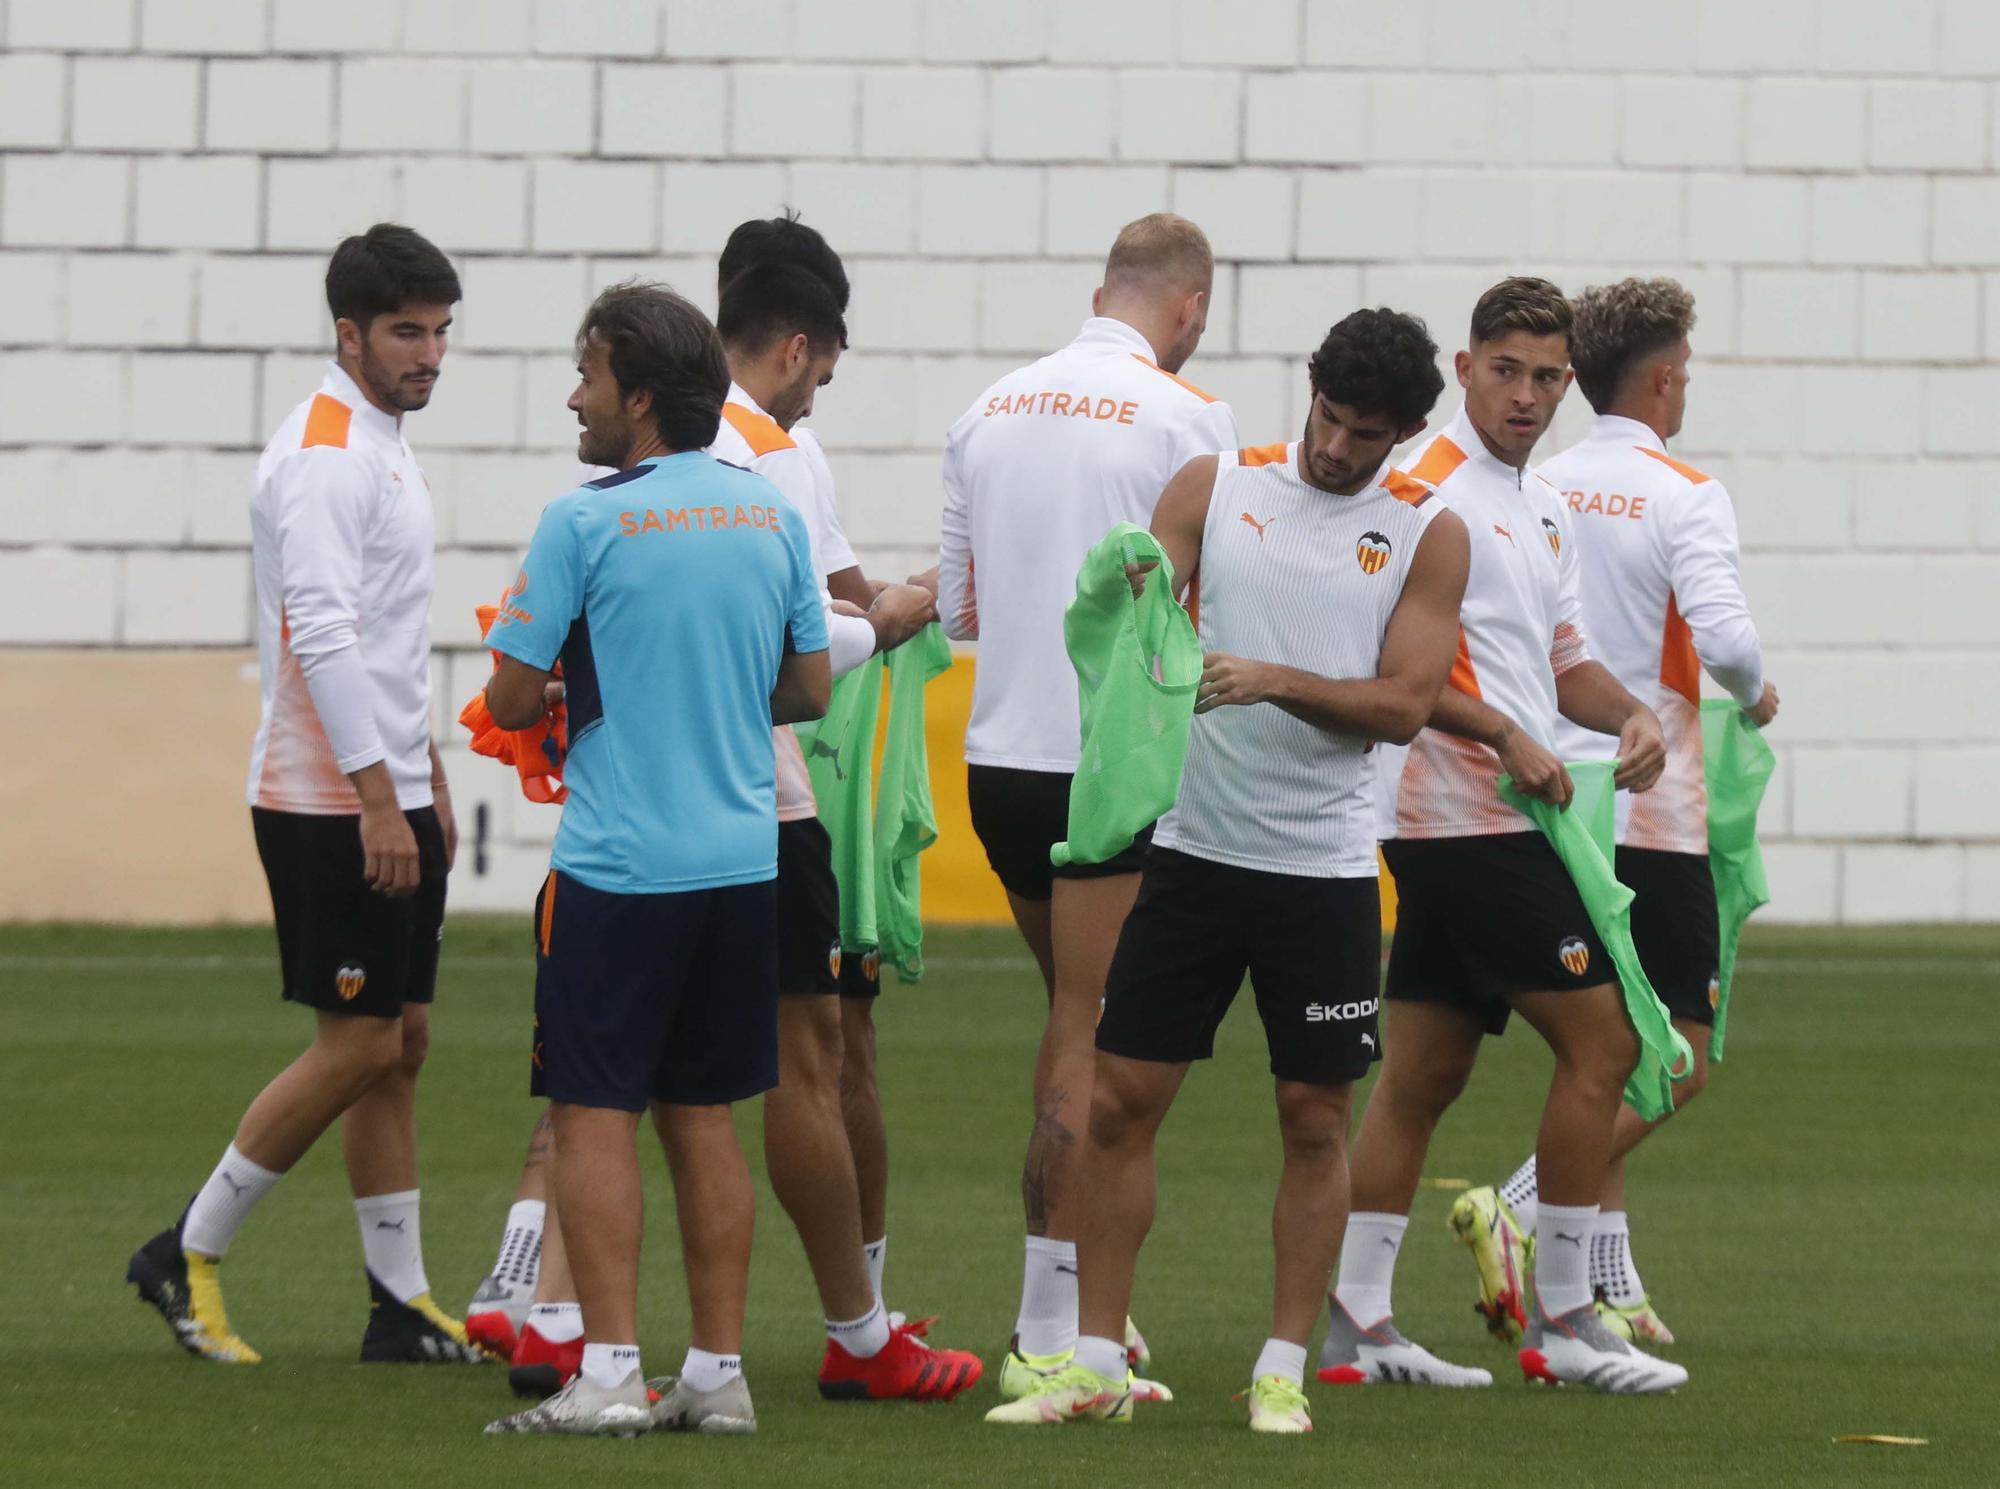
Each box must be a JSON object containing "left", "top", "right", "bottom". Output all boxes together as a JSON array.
[
  {"left": 219, "top": 1171, "right": 248, "bottom": 1197},
  {"left": 1054, "top": 1263, "right": 1078, "bottom": 1276},
  {"left": 1361, "top": 1032, "right": 1377, "bottom": 1052},
  {"left": 1493, "top": 523, "right": 1514, "bottom": 544},
  {"left": 1554, "top": 1231, "right": 1583, "bottom": 1247},
  {"left": 1240, "top": 512, "right": 1277, "bottom": 541},
  {"left": 375, "top": 1218, "right": 407, "bottom": 1232}
]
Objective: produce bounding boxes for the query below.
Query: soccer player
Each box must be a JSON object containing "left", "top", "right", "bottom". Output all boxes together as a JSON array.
[
  {"left": 931, "top": 214, "right": 1240, "bottom": 1390},
  {"left": 1453, "top": 277, "right": 1779, "bottom": 1346},
  {"left": 1322, "top": 277, "right": 1687, "bottom": 1395},
  {"left": 125, "top": 225, "right": 481, "bottom": 1367},
  {"left": 707, "top": 255, "right": 978, "bottom": 1402},
  {"left": 986, "top": 310, "right": 1470, "bottom": 1432},
  {"left": 484, "top": 282, "right": 831, "bottom": 1437},
  {"left": 716, "top": 219, "right": 900, "bottom": 1312}
]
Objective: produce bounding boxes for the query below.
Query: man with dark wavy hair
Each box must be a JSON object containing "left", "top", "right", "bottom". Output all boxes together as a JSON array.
[
  {"left": 127, "top": 223, "right": 479, "bottom": 1370},
  {"left": 989, "top": 309, "right": 1470, "bottom": 1433},
  {"left": 1457, "top": 277, "right": 1777, "bottom": 1350}
]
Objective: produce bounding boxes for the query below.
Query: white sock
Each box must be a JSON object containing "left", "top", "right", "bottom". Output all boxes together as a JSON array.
[
  {"left": 1500, "top": 1154, "right": 1539, "bottom": 1238},
  {"left": 1015, "top": 1236, "right": 1078, "bottom": 1357},
  {"left": 527, "top": 1301, "right": 582, "bottom": 1344},
  {"left": 1589, "top": 1210, "right": 1645, "bottom": 1306},
  {"left": 1334, "top": 1211, "right": 1408, "bottom": 1325},
  {"left": 1073, "top": 1333, "right": 1127, "bottom": 1380},
  {"left": 181, "top": 1144, "right": 283, "bottom": 1258},
  {"left": 1535, "top": 1203, "right": 1599, "bottom": 1318},
  {"left": 354, "top": 1189, "right": 430, "bottom": 1304},
  {"left": 1252, "top": 1337, "right": 1309, "bottom": 1388},
  {"left": 827, "top": 1300, "right": 891, "bottom": 1359},
  {"left": 492, "top": 1199, "right": 545, "bottom": 1288},
  {"left": 864, "top": 1236, "right": 887, "bottom": 1311},
  {"left": 580, "top": 1341, "right": 640, "bottom": 1389},
  {"left": 681, "top": 1346, "right": 741, "bottom": 1393}
]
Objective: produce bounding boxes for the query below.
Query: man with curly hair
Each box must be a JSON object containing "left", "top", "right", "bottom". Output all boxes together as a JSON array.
[
  {"left": 1458, "top": 277, "right": 1777, "bottom": 1348},
  {"left": 986, "top": 308, "right": 1470, "bottom": 1434}
]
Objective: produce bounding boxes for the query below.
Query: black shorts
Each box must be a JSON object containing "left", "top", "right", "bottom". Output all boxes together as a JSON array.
[
  {"left": 778, "top": 818, "right": 842, "bottom": 996},
  {"left": 1096, "top": 847, "right": 1383, "bottom": 1086},
  {"left": 1618, "top": 846, "right": 1720, "bottom": 1027},
  {"left": 966, "top": 763, "right": 1151, "bottom": 902},
  {"left": 251, "top": 805, "right": 448, "bottom": 1019},
  {"left": 1384, "top": 833, "right": 1612, "bottom": 1035},
  {"left": 529, "top": 870, "right": 779, "bottom": 1112},
  {"left": 839, "top": 945, "right": 882, "bottom": 1000}
]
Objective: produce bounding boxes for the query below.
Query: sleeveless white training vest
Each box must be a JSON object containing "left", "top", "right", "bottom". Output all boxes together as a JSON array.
[{"left": 1155, "top": 441, "right": 1447, "bottom": 879}]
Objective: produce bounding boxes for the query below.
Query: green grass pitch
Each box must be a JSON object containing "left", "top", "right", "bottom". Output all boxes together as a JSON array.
[{"left": 3, "top": 918, "right": 1995, "bottom": 1485}]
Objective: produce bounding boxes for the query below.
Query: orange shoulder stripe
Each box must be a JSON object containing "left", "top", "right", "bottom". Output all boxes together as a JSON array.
[
  {"left": 301, "top": 393, "right": 352, "bottom": 450},
  {"left": 1130, "top": 353, "right": 1217, "bottom": 404},
  {"left": 1404, "top": 436, "right": 1468, "bottom": 488},
  {"left": 1637, "top": 446, "right": 1712, "bottom": 484},
  {"left": 1238, "top": 441, "right": 1288, "bottom": 467},
  {"left": 721, "top": 401, "right": 795, "bottom": 457},
  {"left": 1382, "top": 469, "right": 1432, "bottom": 506}
]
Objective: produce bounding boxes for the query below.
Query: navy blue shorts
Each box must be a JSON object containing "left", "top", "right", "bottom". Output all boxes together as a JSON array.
[{"left": 529, "top": 869, "right": 779, "bottom": 1112}]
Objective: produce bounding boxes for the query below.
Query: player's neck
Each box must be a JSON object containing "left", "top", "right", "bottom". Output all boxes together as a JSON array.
[
  {"left": 724, "top": 355, "right": 786, "bottom": 427},
  {"left": 619, "top": 430, "right": 670, "bottom": 469},
  {"left": 1468, "top": 417, "right": 1533, "bottom": 473}
]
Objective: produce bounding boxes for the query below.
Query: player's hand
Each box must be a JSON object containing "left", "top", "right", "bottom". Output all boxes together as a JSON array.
[
  {"left": 1497, "top": 723, "right": 1573, "bottom": 808},
  {"left": 868, "top": 582, "right": 938, "bottom": 652},
  {"left": 830, "top": 598, "right": 868, "bottom": 618},
  {"left": 1614, "top": 707, "right": 1667, "bottom": 793},
  {"left": 1746, "top": 680, "right": 1779, "bottom": 728},
  {"left": 906, "top": 564, "right": 940, "bottom": 598},
  {"left": 1196, "top": 652, "right": 1271, "bottom": 713},
  {"left": 543, "top": 679, "right": 566, "bottom": 711},
  {"left": 1124, "top": 559, "right": 1158, "bottom": 599},
  {"left": 360, "top": 801, "right": 420, "bottom": 896},
  {"left": 434, "top": 782, "right": 458, "bottom": 872}
]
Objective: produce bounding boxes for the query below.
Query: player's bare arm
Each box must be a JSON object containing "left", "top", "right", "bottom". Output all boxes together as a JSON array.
[
  {"left": 1140, "top": 453, "right": 1219, "bottom": 600},
  {"left": 1200, "top": 509, "right": 1472, "bottom": 744},
  {"left": 1555, "top": 661, "right": 1666, "bottom": 792},
  {"left": 771, "top": 647, "right": 833, "bottom": 726},
  {"left": 427, "top": 738, "right": 456, "bottom": 871},
  {"left": 1428, "top": 688, "right": 1574, "bottom": 809},
  {"left": 486, "top": 653, "right": 554, "bottom": 732}
]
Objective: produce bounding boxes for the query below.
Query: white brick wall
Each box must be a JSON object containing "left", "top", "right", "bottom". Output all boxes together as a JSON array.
[{"left": 1, "top": 0, "right": 1996, "bottom": 923}]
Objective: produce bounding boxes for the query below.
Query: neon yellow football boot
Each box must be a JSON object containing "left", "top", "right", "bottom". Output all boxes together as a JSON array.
[
  {"left": 984, "top": 1361, "right": 1138, "bottom": 1426},
  {"left": 1240, "top": 1373, "right": 1313, "bottom": 1434},
  {"left": 1449, "top": 1186, "right": 1532, "bottom": 1344}
]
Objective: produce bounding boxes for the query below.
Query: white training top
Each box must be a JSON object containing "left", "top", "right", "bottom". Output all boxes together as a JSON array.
[
  {"left": 1157, "top": 441, "right": 1447, "bottom": 878},
  {"left": 1375, "top": 404, "right": 1590, "bottom": 841},
  {"left": 793, "top": 425, "right": 860, "bottom": 577},
  {"left": 707, "top": 382, "right": 873, "bottom": 822},
  {"left": 247, "top": 361, "right": 435, "bottom": 815},
  {"left": 1538, "top": 414, "right": 1765, "bottom": 854},
  {"left": 939, "top": 316, "right": 1241, "bottom": 772}
]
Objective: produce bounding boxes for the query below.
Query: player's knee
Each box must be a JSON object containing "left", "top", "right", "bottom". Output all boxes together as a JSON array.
[
  {"left": 1086, "top": 1071, "right": 1159, "bottom": 1149},
  {"left": 1274, "top": 1082, "right": 1350, "bottom": 1161},
  {"left": 1672, "top": 1051, "right": 1711, "bottom": 1106},
  {"left": 1383, "top": 1053, "right": 1472, "bottom": 1121},
  {"left": 397, "top": 1012, "right": 430, "bottom": 1077}
]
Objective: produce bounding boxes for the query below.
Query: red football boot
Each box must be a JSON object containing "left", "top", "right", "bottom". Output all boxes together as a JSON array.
[
  {"left": 463, "top": 1309, "right": 519, "bottom": 1362},
  {"left": 507, "top": 1322, "right": 583, "bottom": 1400},
  {"left": 818, "top": 1319, "right": 983, "bottom": 1402}
]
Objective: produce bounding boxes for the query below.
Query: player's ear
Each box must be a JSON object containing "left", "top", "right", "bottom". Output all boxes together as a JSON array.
[{"left": 1454, "top": 348, "right": 1472, "bottom": 388}]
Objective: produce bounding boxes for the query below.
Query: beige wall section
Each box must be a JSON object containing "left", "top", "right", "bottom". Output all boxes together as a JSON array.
[{"left": 4, "top": 650, "right": 272, "bottom": 924}]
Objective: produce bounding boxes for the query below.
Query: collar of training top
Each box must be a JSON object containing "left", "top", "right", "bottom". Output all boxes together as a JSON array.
[
  {"left": 725, "top": 379, "right": 769, "bottom": 418},
  {"left": 1068, "top": 316, "right": 1156, "bottom": 358},
  {"left": 321, "top": 360, "right": 404, "bottom": 442},
  {"left": 1588, "top": 412, "right": 1666, "bottom": 453}
]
